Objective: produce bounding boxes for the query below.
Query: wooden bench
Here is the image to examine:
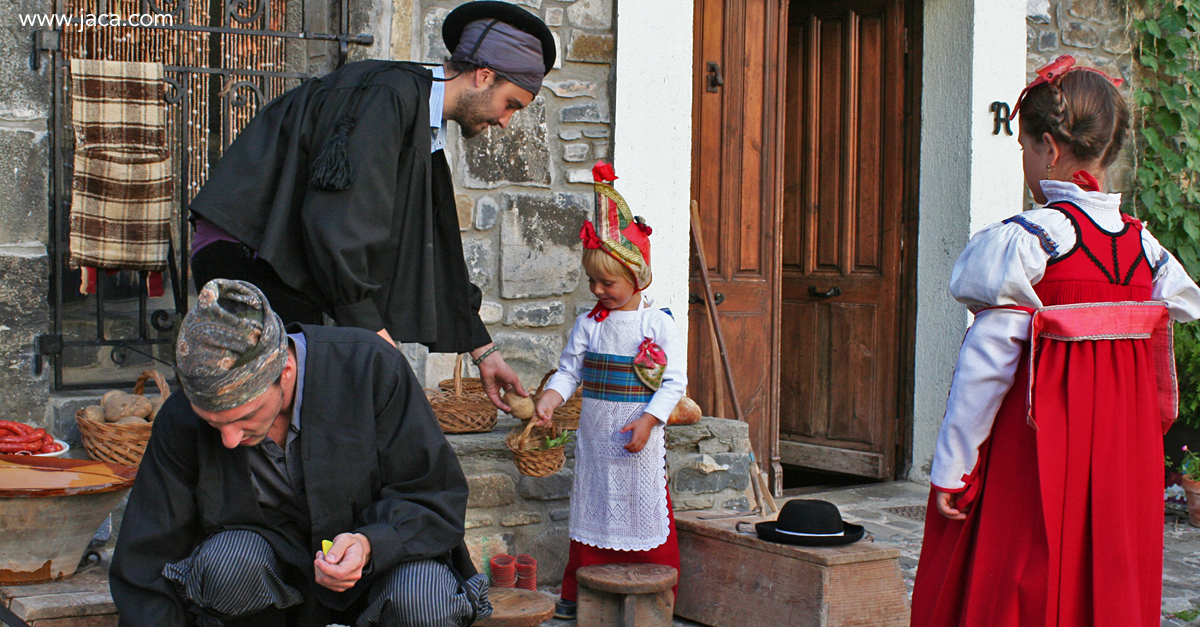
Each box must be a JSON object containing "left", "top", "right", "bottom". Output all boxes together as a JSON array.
[
  {"left": 0, "top": 569, "right": 117, "bottom": 627},
  {"left": 576, "top": 563, "right": 677, "bottom": 627},
  {"left": 674, "top": 509, "right": 909, "bottom": 627}
]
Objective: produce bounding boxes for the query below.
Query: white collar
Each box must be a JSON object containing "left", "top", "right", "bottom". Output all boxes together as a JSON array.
[
  {"left": 1039, "top": 179, "right": 1122, "bottom": 215},
  {"left": 429, "top": 67, "right": 446, "bottom": 152}
]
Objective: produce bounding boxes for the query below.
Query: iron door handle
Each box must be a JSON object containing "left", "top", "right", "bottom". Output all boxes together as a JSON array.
[
  {"left": 689, "top": 291, "right": 725, "bottom": 306},
  {"left": 706, "top": 61, "right": 724, "bottom": 93},
  {"left": 808, "top": 286, "right": 841, "bottom": 298}
]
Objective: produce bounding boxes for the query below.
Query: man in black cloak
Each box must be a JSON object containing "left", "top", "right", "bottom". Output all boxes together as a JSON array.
[
  {"left": 188, "top": 1, "right": 556, "bottom": 410},
  {"left": 111, "top": 279, "right": 485, "bottom": 627}
]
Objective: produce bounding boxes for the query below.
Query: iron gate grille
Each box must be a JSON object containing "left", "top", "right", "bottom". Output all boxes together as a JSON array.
[{"left": 36, "top": 0, "right": 372, "bottom": 391}]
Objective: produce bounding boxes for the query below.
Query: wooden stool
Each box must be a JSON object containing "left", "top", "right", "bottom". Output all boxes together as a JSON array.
[
  {"left": 473, "top": 587, "right": 555, "bottom": 627},
  {"left": 576, "top": 563, "right": 678, "bottom": 627}
]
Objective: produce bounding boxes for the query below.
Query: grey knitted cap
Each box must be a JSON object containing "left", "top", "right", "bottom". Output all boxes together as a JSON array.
[{"left": 176, "top": 279, "right": 288, "bottom": 412}]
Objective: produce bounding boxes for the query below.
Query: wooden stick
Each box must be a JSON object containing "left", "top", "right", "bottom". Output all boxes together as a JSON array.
[{"left": 690, "top": 200, "right": 774, "bottom": 514}]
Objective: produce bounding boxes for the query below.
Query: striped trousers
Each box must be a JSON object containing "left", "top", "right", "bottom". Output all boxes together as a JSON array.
[{"left": 163, "top": 530, "right": 491, "bottom": 627}]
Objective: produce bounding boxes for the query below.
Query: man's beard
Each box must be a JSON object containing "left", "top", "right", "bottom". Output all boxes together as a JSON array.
[{"left": 448, "top": 85, "right": 499, "bottom": 139}]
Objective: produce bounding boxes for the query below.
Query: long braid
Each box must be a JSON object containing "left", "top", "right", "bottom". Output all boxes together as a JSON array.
[{"left": 1045, "top": 81, "right": 1073, "bottom": 145}]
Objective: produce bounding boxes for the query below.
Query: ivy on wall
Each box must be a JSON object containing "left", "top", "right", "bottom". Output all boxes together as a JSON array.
[{"left": 1131, "top": 0, "right": 1200, "bottom": 428}]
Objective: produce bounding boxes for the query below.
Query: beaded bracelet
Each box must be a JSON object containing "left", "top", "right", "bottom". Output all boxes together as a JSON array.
[{"left": 471, "top": 345, "right": 499, "bottom": 367}]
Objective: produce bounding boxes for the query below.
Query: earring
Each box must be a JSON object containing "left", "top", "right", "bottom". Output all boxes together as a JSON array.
[{"left": 1046, "top": 162, "right": 1054, "bottom": 178}]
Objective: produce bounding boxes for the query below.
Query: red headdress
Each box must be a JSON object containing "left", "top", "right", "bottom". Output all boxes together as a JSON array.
[
  {"left": 1010, "top": 54, "right": 1124, "bottom": 120},
  {"left": 580, "top": 162, "right": 653, "bottom": 291}
]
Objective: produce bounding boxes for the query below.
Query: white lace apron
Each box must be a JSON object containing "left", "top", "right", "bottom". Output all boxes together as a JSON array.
[{"left": 569, "top": 303, "right": 670, "bottom": 551}]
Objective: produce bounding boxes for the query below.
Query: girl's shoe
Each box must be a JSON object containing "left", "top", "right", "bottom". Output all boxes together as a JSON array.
[{"left": 554, "top": 599, "right": 577, "bottom": 620}]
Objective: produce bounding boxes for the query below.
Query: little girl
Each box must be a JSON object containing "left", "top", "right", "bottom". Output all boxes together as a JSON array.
[
  {"left": 911, "top": 56, "right": 1200, "bottom": 627},
  {"left": 534, "top": 162, "right": 686, "bottom": 620}
]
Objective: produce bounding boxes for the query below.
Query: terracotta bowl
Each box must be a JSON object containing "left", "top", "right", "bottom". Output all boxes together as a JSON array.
[{"left": 0, "top": 455, "right": 136, "bottom": 584}]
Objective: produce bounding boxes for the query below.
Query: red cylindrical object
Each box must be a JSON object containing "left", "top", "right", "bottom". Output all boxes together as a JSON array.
[
  {"left": 515, "top": 554, "right": 537, "bottom": 590},
  {"left": 490, "top": 554, "right": 516, "bottom": 587}
]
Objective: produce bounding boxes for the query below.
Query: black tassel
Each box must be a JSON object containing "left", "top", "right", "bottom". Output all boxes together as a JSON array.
[{"left": 310, "top": 115, "right": 357, "bottom": 191}]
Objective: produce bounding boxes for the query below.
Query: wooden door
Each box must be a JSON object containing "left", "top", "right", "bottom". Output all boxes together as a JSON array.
[
  {"left": 689, "top": 0, "right": 786, "bottom": 490},
  {"left": 777, "top": 0, "right": 908, "bottom": 479}
]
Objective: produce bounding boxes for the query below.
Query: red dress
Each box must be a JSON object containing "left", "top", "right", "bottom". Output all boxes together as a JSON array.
[{"left": 911, "top": 203, "right": 1173, "bottom": 627}]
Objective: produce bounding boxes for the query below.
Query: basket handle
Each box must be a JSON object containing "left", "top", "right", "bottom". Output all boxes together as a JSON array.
[
  {"left": 516, "top": 417, "right": 560, "bottom": 450},
  {"left": 535, "top": 370, "right": 556, "bottom": 397},
  {"left": 134, "top": 369, "right": 170, "bottom": 398},
  {"left": 451, "top": 354, "right": 463, "bottom": 397}
]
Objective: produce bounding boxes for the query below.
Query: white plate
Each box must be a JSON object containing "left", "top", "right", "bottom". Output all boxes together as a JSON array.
[{"left": 31, "top": 440, "right": 70, "bottom": 458}]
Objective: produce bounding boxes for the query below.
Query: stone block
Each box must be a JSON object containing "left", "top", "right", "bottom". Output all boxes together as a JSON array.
[
  {"left": 567, "top": 0, "right": 612, "bottom": 29},
  {"left": 566, "top": 169, "right": 593, "bottom": 184},
  {"left": 550, "top": 508, "right": 571, "bottom": 521},
  {"left": 559, "top": 130, "right": 583, "bottom": 141},
  {"left": 1026, "top": 0, "right": 1051, "bottom": 24},
  {"left": 583, "top": 129, "right": 609, "bottom": 138},
  {"left": 722, "top": 496, "right": 750, "bottom": 511},
  {"left": 1061, "top": 22, "right": 1099, "bottom": 49},
  {"left": 0, "top": 245, "right": 49, "bottom": 424},
  {"left": 513, "top": 0, "right": 542, "bottom": 8},
  {"left": 672, "top": 452, "right": 750, "bottom": 494},
  {"left": 560, "top": 101, "right": 610, "bottom": 124},
  {"left": 466, "top": 514, "right": 496, "bottom": 530},
  {"left": 545, "top": 7, "right": 564, "bottom": 26},
  {"left": 504, "top": 301, "right": 565, "bottom": 328},
  {"left": 1037, "top": 31, "right": 1059, "bottom": 52},
  {"left": 499, "top": 192, "right": 588, "bottom": 298},
  {"left": 0, "top": 128, "right": 49, "bottom": 245},
  {"left": 500, "top": 512, "right": 543, "bottom": 527},
  {"left": 513, "top": 525, "right": 570, "bottom": 585},
  {"left": 1102, "top": 30, "right": 1131, "bottom": 55},
  {"left": 576, "top": 303, "right": 596, "bottom": 318},
  {"left": 455, "top": 194, "right": 474, "bottom": 231},
  {"left": 474, "top": 195, "right": 500, "bottom": 230},
  {"left": 467, "top": 471, "right": 519, "bottom": 508},
  {"left": 566, "top": 31, "right": 615, "bottom": 64},
  {"left": 545, "top": 80, "right": 600, "bottom": 99},
  {"left": 465, "top": 531, "right": 512, "bottom": 575},
  {"left": 517, "top": 466, "right": 574, "bottom": 500},
  {"left": 593, "top": 141, "right": 609, "bottom": 160},
  {"left": 0, "top": 1, "right": 53, "bottom": 120},
  {"left": 479, "top": 300, "right": 504, "bottom": 325},
  {"left": 674, "top": 496, "right": 716, "bottom": 511},
  {"left": 461, "top": 98, "right": 551, "bottom": 189},
  {"left": 46, "top": 395, "right": 101, "bottom": 449},
  {"left": 399, "top": 343, "right": 429, "bottom": 388},
  {"left": 1068, "top": 0, "right": 1121, "bottom": 24},
  {"left": 463, "top": 238, "right": 496, "bottom": 292},
  {"left": 422, "top": 8, "right": 451, "bottom": 64},
  {"left": 563, "top": 143, "right": 590, "bottom": 162},
  {"left": 492, "top": 331, "right": 564, "bottom": 386}
]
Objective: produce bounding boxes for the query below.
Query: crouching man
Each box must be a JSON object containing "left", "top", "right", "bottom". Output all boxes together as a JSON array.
[{"left": 110, "top": 279, "right": 489, "bottom": 627}]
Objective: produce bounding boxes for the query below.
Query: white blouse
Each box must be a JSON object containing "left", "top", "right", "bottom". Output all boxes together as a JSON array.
[{"left": 930, "top": 180, "right": 1200, "bottom": 491}]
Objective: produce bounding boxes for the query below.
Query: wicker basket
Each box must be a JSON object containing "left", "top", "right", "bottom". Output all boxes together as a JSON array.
[
  {"left": 429, "top": 355, "right": 497, "bottom": 434},
  {"left": 75, "top": 369, "right": 166, "bottom": 467},
  {"left": 534, "top": 370, "right": 582, "bottom": 431},
  {"left": 505, "top": 418, "right": 566, "bottom": 477}
]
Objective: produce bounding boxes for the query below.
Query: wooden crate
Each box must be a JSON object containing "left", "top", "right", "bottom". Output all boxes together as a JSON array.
[
  {"left": 0, "top": 569, "right": 117, "bottom": 627},
  {"left": 674, "top": 510, "right": 909, "bottom": 627}
]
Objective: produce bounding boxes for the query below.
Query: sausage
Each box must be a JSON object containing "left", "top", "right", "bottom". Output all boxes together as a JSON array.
[{"left": 0, "top": 421, "right": 33, "bottom": 436}]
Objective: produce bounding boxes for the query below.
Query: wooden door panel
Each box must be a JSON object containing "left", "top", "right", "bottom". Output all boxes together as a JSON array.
[{"left": 778, "top": 0, "right": 905, "bottom": 479}]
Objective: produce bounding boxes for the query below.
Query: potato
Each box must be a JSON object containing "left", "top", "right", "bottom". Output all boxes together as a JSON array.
[
  {"left": 82, "top": 405, "right": 106, "bottom": 423},
  {"left": 115, "top": 416, "right": 149, "bottom": 426},
  {"left": 667, "top": 396, "right": 702, "bottom": 426},
  {"left": 503, "top": 390, "right": 535, "bottom": 420},
  {"left": 103, "top": 392, "right": 152, "bottom": 421},
  {"left": 100, "top": 390, "right": 123, "bottom": 405},
  {"left": 147, "top": 395, "right": 166, "bottom": 422}
]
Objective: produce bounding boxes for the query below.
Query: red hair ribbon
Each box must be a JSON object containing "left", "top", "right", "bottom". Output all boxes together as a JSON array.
[
  {"left": 1010, "top": 55, "right": 1125, "bottom": 120},
  {"left": 593, "top": 161, "right": 618, "bottom": 183},
  {"left": 1071, "top": 170, "right": 1100, "bottom": 192},
  {"left": 580, "top": 221, "right": 603, "bottom": 249}
]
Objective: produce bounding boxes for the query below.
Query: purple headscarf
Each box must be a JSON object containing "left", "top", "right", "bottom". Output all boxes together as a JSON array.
[{"left": 451, "top": 18, "right": 546, "bottom": 95}]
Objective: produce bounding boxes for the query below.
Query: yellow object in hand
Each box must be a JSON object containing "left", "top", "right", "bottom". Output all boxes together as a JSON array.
[{"left": 321, "top": 539, "right": 333, "bottom": 555}]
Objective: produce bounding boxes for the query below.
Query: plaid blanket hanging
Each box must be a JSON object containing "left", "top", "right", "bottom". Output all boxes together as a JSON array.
[{"left": 68, "top": 60, "right": 173, "bottom": 282}]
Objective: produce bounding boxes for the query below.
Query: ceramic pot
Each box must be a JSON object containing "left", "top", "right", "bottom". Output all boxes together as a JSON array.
[{"left": 1183, "top": 475, "right": 1200, "bottom": 528}]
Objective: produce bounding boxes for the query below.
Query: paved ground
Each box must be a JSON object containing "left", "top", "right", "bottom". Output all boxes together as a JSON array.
[{"left": 542, "top": 480, "right": 1200, "bottom": 626}]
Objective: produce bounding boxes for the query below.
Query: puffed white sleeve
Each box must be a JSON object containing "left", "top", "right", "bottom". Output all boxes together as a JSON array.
[
  {"left": 929, "top": 306, "right": 1031, "bottom": 491},
  {"left": 949, "top": 216, "right": 1059, "bottom": 311},
  {"left": 545, "top": 315, "right": 592, "bottom": 402},
  {"left": 643, "top": 312, "right": 687, "bottom": 424},
  {"left": 1142, "top": 229, "right": 1200, "bottom": 322}
]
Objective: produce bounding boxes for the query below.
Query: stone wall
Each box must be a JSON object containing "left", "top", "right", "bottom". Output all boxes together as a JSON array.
[
  {"left": 1026, "top": 0, "right": 1135, "bottom": 198},
  {"left": 0, "top": 1, "right": 52, "bottom": 427},
  {"left": 454, "top": 416, "right": 750, "bottom": 586},
  {"left": 395, "top": 0, "right": 616, "bottom": 389}
]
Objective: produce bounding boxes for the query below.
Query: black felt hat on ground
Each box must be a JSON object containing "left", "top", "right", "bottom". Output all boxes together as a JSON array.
[
  {"left": 443, "top": 1, "right": 556, "bottom": 74},
  {"left": 755, "top": 500, "right": 866, "bottom": 547}
]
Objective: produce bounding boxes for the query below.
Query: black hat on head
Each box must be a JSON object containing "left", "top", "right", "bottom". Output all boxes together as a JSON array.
[
  {"left": 443, "top": 1, "right": 556, "bottom": 74},
  {"left": 754, "top": 500, "right": 865, "bottom": 547}
]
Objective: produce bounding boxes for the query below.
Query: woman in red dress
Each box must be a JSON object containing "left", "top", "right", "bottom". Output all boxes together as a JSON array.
[{"left": 910, "top": 56, "right": 1200, "bottom": 627}]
